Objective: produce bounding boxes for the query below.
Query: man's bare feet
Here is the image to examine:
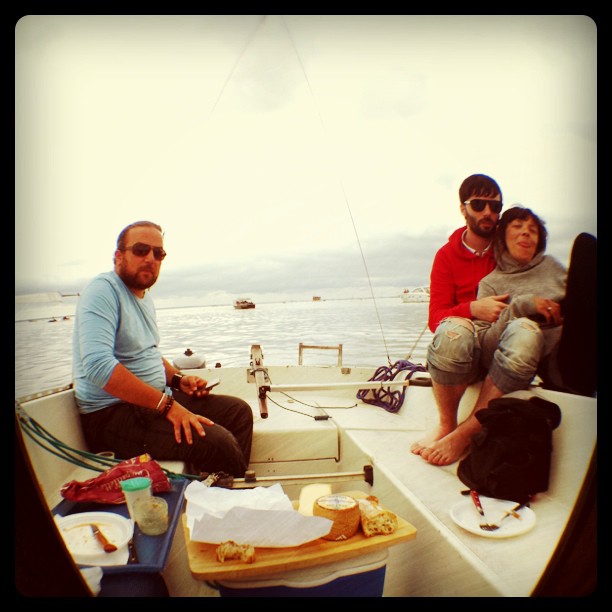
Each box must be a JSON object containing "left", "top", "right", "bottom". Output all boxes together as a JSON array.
[
  {"left": 410, "top": 425, "right": 455, "bottom": 456},
  {"left": 419, "top": 428, "right": 473, "bottom": 466}
]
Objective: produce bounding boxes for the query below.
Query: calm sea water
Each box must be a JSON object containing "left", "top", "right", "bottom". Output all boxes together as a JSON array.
[{"left": 14, "top": 298, "right": 432, "bottom": 400}]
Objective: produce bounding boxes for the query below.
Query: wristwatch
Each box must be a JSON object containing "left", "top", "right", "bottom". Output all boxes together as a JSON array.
[{"left": 171, "top": 373, "right": 184, "bottom": 389}]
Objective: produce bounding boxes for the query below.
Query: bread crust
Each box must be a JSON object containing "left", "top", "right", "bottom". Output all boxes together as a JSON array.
[
  {"left": 358, "top": 495, "right": 398, "bottom": 537},
  {"left": 216, "top": 540, "right": 256, "bottom": 563}
]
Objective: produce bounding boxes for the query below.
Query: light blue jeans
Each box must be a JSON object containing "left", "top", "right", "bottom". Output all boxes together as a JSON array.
[{"left": 427, "top": 317, "right": 560, "bottom": 394}]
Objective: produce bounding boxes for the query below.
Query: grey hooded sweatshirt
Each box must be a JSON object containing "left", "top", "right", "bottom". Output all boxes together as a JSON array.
[{"left": 474, "top": 246, "right": 567, "bottom": 363}]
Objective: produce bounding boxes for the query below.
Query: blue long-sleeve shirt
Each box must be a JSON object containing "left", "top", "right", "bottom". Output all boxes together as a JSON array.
[{"left": 72, "top": 271, "right": 166, "bottom": 414}]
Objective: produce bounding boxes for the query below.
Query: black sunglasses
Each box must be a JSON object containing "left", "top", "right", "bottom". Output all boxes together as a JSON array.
[
  {"left": 122, "top": 242, "right": 167, "bottom": 261},
  {"left": 464, "top": 199, "right": 503, "bottom": 214}
]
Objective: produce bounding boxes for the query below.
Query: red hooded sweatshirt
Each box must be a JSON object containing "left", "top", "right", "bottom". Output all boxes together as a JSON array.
[{"left": 428, "top": 226, "right": 496, "bottom": 333}]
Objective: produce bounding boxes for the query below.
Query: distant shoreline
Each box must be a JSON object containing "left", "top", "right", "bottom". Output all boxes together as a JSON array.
[
  {"left": 155, "top": 295, "right": 402, "bottom": 311},
  {"left": 15, "top": 294, "right": 415, "bottom": 322}
]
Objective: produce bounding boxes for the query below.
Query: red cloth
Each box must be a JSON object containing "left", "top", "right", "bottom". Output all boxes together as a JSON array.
[
  {"left": 61, "top": 453, "right": 171, "bottom": 505},
  {"left": 428, "top": 227, "right": 496, "bottom": 332}
]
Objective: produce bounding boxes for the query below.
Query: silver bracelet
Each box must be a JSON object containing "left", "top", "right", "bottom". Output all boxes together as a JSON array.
[{"left": 155, "top": 392, "right": 167, "bottom": 411}]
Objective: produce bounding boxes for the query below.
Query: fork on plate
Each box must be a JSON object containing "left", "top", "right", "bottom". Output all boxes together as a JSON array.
[{"left": 469, "top": 490, "right": 499, "bottom": 531}]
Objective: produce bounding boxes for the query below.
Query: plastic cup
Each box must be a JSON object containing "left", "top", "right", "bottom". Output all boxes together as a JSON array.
[
  {"left": 133, "top": 496, "right": 169, "bottom": 536},
  {"left": 120, "top": 477, "right": 152, "bottom": 521}
]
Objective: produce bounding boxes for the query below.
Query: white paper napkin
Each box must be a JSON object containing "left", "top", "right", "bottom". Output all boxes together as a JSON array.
[{"left": 185, "top": 482, "right": 332, "bottom": 547}]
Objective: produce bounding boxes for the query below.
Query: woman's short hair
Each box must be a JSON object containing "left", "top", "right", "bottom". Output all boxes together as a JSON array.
[{"left": 496, "top": 206, "right": 547, "bottom": 254}]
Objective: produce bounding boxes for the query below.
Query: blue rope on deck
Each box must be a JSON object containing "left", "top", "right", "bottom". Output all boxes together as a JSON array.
[{"left": 356, "top": 360, "right": 428, "bottom": 413}]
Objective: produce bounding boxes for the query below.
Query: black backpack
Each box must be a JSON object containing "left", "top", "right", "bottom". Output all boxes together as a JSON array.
[{"left": 457, "top": 396, "right": 562, "bottom": 503}]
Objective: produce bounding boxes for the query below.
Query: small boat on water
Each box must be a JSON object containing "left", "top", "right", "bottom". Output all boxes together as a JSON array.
[
  {"left": 15, "top": 341, "right": 596, "bottom": 597},
  {"left": 233, "top": 298, "right": 256, "bottom": 310},
  {"left": 401, "top": 287, "right": 430, "bottom": 303}
]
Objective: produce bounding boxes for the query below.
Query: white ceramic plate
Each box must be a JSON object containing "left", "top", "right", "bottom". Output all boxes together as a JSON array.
[
  {"left": 55, "top": 511, "right": 134, "bottom": 566},
  {"left": 450, "top": 497, "right": 536, "bottom": 539}
]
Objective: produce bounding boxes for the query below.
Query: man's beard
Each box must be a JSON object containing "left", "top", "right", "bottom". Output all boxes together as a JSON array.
[
  {"left": 117, "top": 263, "right": 158, "bottom": 292},
  {"left": 466, "top": 211, "right": 496, "bottom": 239}
]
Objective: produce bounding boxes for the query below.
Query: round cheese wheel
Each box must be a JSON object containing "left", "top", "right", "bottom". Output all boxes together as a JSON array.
[{"left": 313, "top": 494, "right": 360, "bottom": 541}]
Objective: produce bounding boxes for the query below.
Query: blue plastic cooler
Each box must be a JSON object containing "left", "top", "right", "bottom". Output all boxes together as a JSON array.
[{"left": 216, "top": 549, "right": 388, "bottom": 597}]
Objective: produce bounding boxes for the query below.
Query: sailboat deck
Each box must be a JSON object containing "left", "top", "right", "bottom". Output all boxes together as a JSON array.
[{"left": 17, "top": 364, "right": 596, "bottom": 596}]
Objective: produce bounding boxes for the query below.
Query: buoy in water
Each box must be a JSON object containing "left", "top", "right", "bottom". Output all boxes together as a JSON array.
[{"left": 173, "top": 348, "right": 206, "bottom": 369}]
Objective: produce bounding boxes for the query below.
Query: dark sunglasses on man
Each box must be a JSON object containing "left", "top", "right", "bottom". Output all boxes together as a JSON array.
[
  {"left": 463, "top": 199, "right": 503, "bottom": 214},
  {"left": 121, "top": 242, "right": 167, "bottom": 261}
]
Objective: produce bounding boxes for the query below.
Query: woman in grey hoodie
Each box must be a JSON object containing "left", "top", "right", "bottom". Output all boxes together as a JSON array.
[{"left": 475, "top": 205, "right": 567, "bottom": 394}]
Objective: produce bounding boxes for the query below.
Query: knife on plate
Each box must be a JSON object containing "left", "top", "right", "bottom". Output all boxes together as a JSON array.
[
  {"left": 90, "top": 524, "right": 117, "bottom": 553},
  {"left": 496, "top": 502, "right": 527, "bottom": 527}
]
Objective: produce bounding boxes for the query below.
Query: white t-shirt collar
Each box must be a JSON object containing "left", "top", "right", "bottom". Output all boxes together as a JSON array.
[{"left": 462, "top": 230, "right": 492, "bottom": 257}]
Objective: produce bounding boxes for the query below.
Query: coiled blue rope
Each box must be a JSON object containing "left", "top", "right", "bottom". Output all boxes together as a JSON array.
[{"left": 356, "top": 360, "right": 428, "bottom": 413}]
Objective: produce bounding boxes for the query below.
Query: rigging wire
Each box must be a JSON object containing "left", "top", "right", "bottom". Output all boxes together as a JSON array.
[
  {"left": 406, "top": 321, "right": 430, "bottom": 360},
  {"left": 264, "top": 371, "right": 357, "bottom": 415},
  {"left": 280, "top": 16, "right": 392, "bottom": 366},
  {"left": 206, "top": 16, "right": 268, "bottom": 119},
  {"left": 265, "top": 393, "right": 332, "bottom": 418}
]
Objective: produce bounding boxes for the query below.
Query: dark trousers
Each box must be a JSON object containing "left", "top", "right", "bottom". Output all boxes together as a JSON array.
[{"left": 80, "top": 392, "right": 253, "bottom": 477}]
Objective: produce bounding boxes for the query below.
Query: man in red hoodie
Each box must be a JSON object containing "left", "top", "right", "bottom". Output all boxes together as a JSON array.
[{"left": 411, "top": 174, "right": 509, "bottom": 465}]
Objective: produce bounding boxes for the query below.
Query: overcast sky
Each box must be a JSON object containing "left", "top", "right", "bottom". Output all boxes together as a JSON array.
[{"left": 15, "top": 15, "right": 597, "bottom": 307}]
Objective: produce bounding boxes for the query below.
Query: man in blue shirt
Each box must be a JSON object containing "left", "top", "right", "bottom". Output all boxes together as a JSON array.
[{"left": 73, "top": 220, "right": 253, "bottom": 476}]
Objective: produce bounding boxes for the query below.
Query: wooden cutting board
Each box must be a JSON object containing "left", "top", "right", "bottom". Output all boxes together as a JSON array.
[{"left": 182, "top": 493, "right": 417, "bottom": 581}]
